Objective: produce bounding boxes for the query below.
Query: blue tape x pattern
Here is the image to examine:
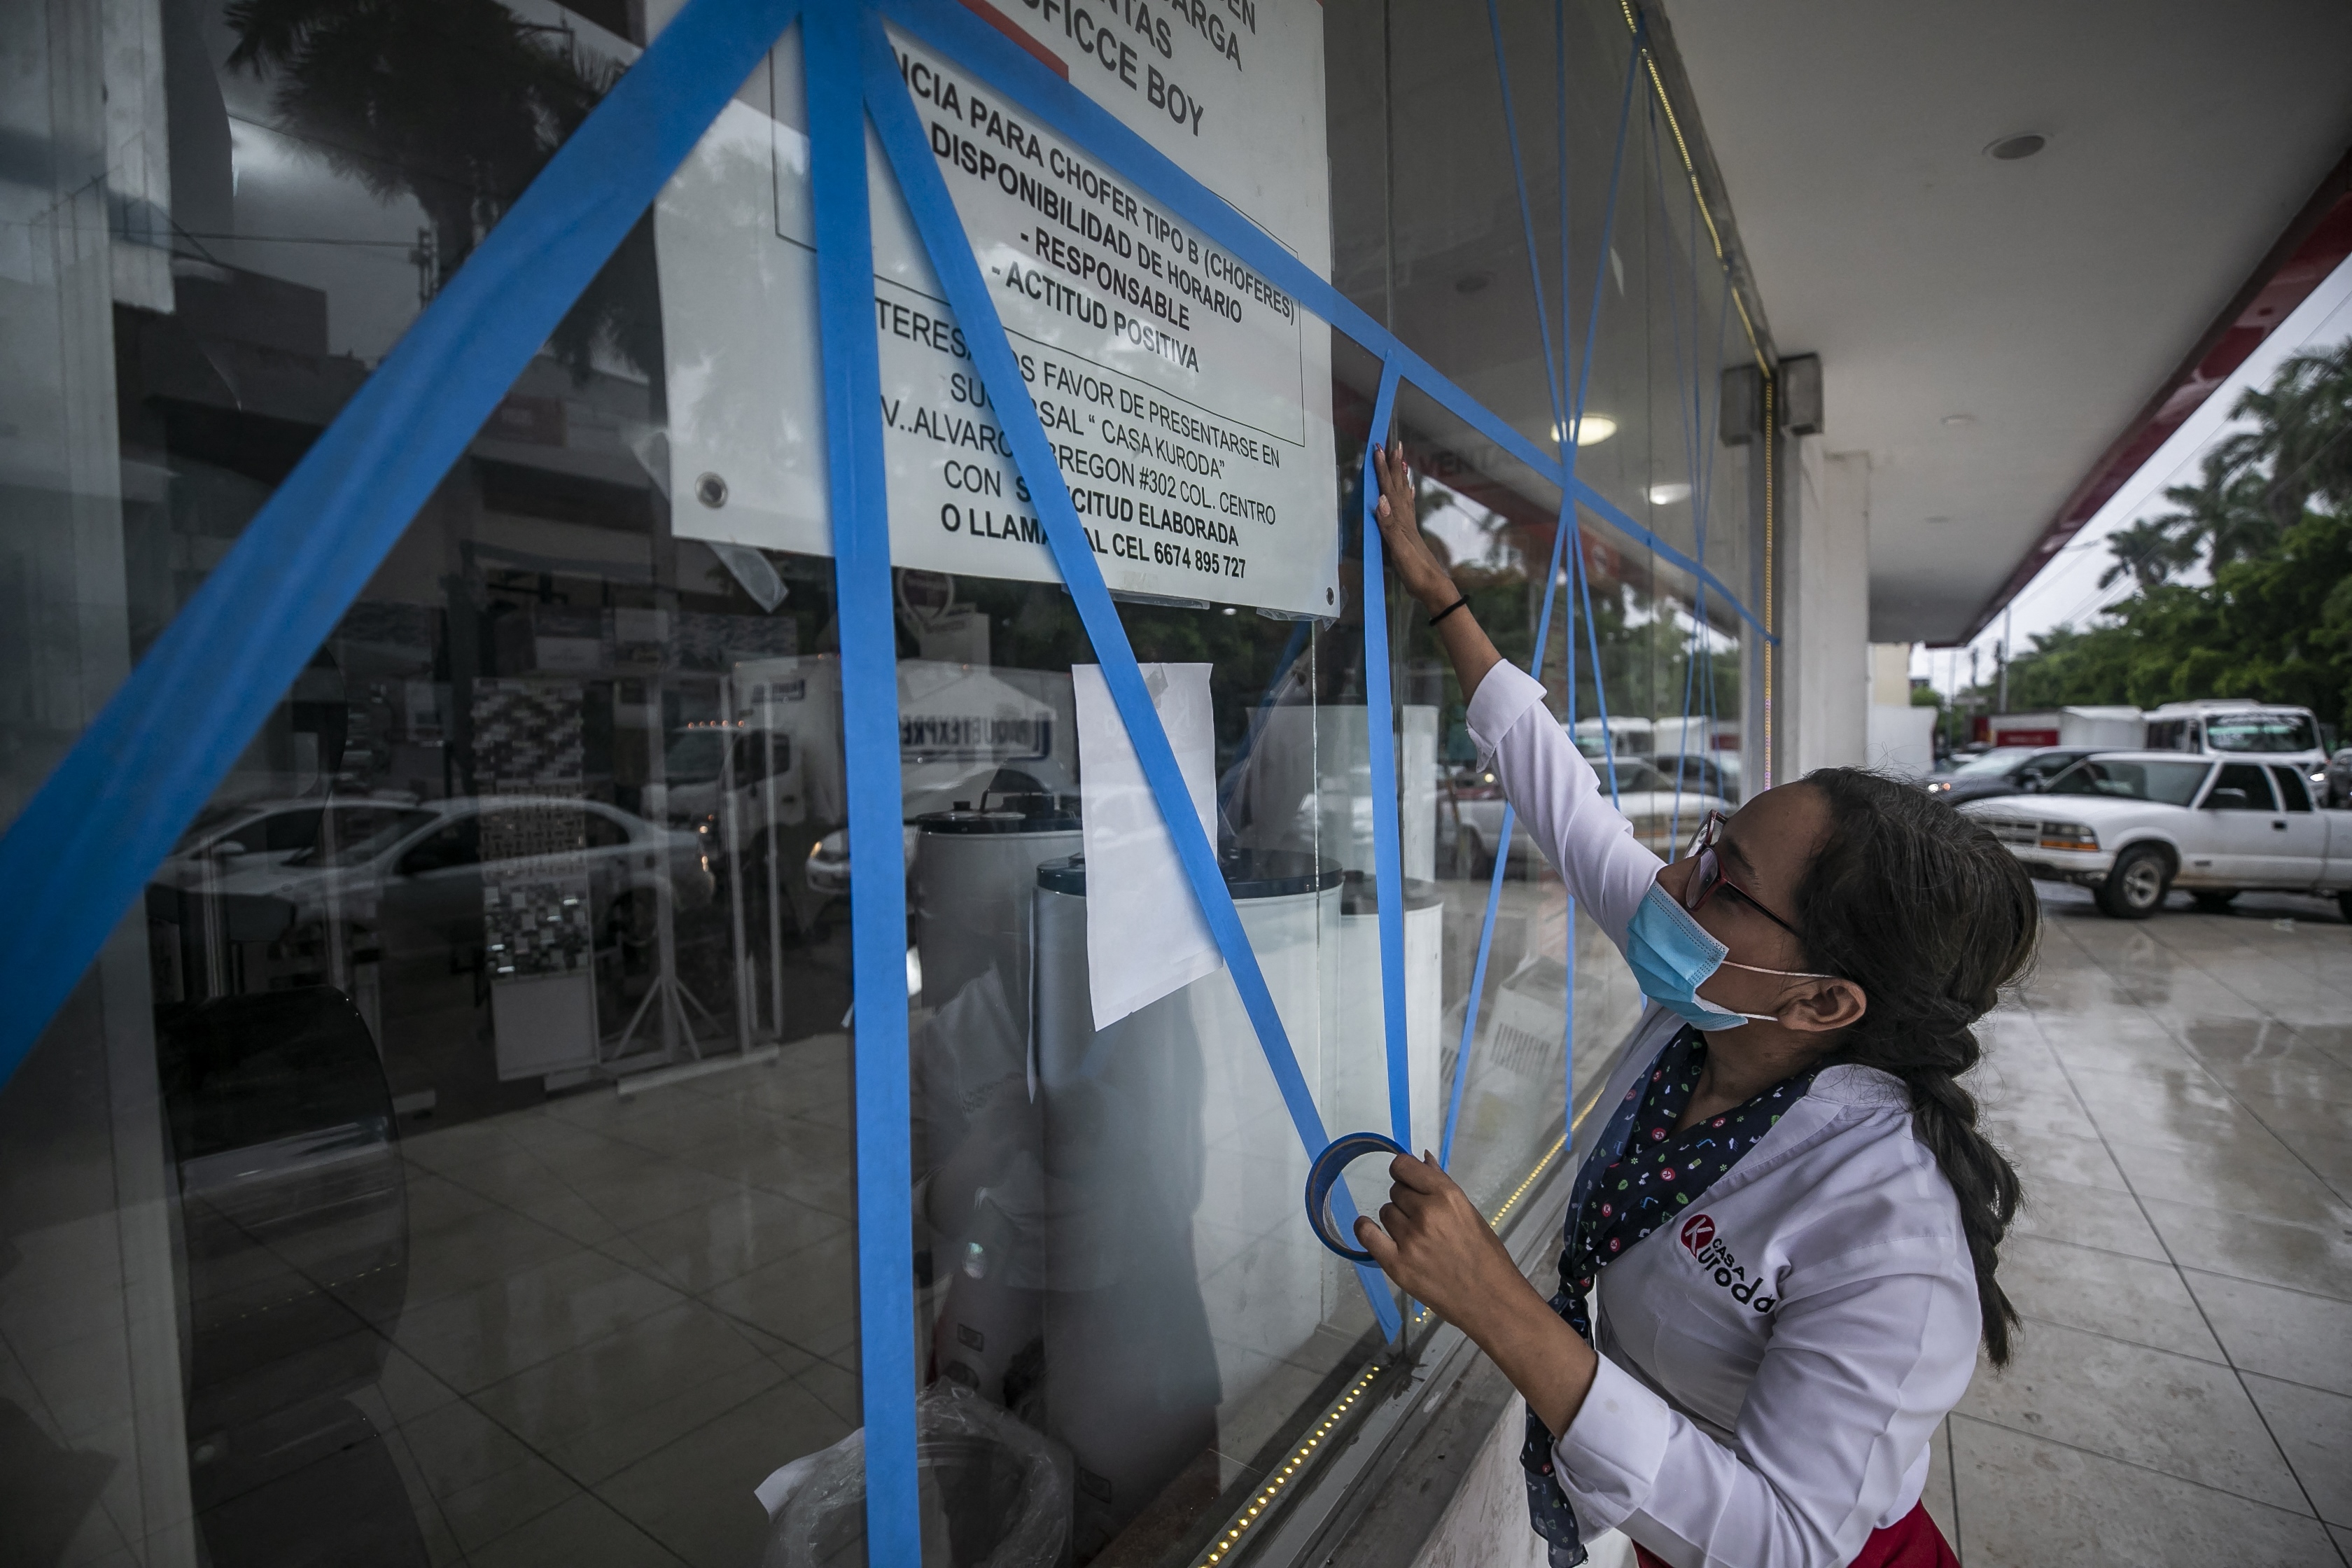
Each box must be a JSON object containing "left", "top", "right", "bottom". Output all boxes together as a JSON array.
[{"left": 0, "top": 3, "right": 1776, "bottom": 1561}]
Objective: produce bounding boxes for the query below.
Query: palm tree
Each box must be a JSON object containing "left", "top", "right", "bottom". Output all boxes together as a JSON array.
[
  {"left": 2149, "top": 447, "right": 2279, "bottom": 572},
  {"left": 2096, "top": 516, "right": 2195, "bottom": 592},
  {"left": 227, "top": 0, "right": 659, "bottom": 382},
  {"left": 2246, "top": 341, "right": 2352, "bottom": 523}
]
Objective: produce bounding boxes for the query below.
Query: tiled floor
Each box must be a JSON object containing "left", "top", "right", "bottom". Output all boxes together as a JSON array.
[
  {"left": 356, "top": 1030, "right": 867, "bottom": 1568},
  {"left": 1920, "top": 885, "right": 2352, "bottom": 1567}
]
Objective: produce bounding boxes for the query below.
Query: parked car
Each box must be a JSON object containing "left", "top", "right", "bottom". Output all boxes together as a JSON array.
[
  {"left": 2325, "top": 745, "right": 2352, "bottom": 810},
  {"left": 1959, "top": 751, "right": 2352, "bottom": 920},
  {"left": 2143, "top": 699, "right": 2329, "bottom": 778},
  {"left": 1921, "top": 746, "right": 2097, "bottom": 806},
  {"left": 1452, "top": 759, "right": 1727, "bottom": 872}
]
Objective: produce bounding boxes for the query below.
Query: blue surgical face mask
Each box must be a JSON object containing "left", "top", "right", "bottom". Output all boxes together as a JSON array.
[{"left": 1625, "top": 882, "right": 1830, "bottom": 1031}]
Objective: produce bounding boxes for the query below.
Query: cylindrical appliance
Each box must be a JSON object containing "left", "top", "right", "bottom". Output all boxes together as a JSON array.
[
  {"left": 912, "top": 799, "right": 1082, "bottom": 1023},
  {"left": 1030, "top": 850, "right": 1341, "bottom": 1558},
  {"left": 910, "top": 801, "right": 1079, "bottom": 1408}
]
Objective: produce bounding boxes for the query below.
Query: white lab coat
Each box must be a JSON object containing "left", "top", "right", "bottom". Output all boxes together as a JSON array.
[{"left": 1467, "top": 664, "right": 1978, "bottom": 1568}]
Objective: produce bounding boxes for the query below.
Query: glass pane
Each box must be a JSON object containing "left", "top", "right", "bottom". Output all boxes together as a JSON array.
[
  {"left": 6, "top": 7, "right": 862, "bottom": 1566},
  {"left": 2, "top": 0, "right": 1779, "bottom": 1564}
]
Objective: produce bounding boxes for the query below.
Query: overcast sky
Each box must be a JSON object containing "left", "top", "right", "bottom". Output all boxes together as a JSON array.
[{"left": 1914, "top": 252, "right": 2352, "bottom": 700}]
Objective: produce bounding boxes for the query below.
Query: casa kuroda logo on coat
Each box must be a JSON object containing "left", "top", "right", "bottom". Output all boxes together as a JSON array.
[{"left": 1680, "top": 1212, "right": 1777, "bottom": 1313}]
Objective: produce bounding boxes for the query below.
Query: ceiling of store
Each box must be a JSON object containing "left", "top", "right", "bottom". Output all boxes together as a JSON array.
[{"left": 1660, "top": 0, "right": 2352, "bottom": 643}]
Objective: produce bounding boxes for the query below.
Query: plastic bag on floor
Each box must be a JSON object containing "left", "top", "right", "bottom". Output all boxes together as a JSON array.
[{"left": 757, "top": 1382, "right": 1071, "bottom": 1568}]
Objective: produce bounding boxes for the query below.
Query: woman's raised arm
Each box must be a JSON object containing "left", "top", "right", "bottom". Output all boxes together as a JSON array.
[{"left": 1371, "top": 444, "right": 1662, "bottom": 944}]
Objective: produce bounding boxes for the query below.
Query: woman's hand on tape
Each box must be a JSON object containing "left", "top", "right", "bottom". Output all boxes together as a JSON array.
[
  {"left": 1370, "top": 445, "right": 1456, "bottom": 612},
  {"left": 1353, "top": 1150, "right": 1526, "bottom": 1331},
  {"left": 1356, "top": 1151, "right": 1602, "bottom": 1436},
  {"left": 1371, "top": 444, "right": 1506, "bottom": 701}
]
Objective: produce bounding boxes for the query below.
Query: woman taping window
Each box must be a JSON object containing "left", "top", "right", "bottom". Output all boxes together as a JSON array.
[{"left": 1358, "top": 445, "right": 2036, "bottom": 1568}]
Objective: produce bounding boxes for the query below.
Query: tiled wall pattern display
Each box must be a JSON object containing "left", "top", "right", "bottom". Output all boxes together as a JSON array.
[{"left": 473, "top": 680, "right": 594, "bottom": 979}]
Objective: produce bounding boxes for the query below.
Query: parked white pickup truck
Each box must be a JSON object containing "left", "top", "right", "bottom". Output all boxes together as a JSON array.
[{"left": 1959, "top": 751, "right": 2352, "bottom": 920}]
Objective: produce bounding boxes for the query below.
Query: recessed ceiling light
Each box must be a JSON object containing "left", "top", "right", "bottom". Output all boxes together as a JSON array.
[
  {"left": 1455, "top": 271, "right": 1492, "bottom": 295},
  {"left": 1941, "top": 413, "right": 1975, "bottom": 428},
  {"left": 1555, "top": 414, "right": 1617, "bottom": 447},
  {"left": 1985, "top": 134, "right": 2047, "bottom": 162},
  {"left": 1646, "top": 482, "right": 1691, "bottom": 505}
]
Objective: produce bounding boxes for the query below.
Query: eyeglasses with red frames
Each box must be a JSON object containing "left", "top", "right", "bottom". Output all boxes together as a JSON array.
[{"left": 1681, "top": 811, "right": 1805, "bottom": 939}]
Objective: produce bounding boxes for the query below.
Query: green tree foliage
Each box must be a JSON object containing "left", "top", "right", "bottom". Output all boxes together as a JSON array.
[{"left": 1999, "top": 342, "right": 2352, "bottom": 732}]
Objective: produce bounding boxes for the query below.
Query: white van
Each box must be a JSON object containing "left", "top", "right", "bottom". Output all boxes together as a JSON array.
[{"left": 2142, "top": 699, "right": 2330, "bottom": 786}]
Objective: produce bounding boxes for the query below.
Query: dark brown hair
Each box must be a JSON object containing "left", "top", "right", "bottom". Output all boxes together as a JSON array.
[{"left": 1794, "top": 769, "right": 2039, "bottom": 1365}]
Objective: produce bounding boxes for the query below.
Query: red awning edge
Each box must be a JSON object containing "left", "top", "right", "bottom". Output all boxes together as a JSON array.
[{"left": 1964, "top": 146, "right": 2352, "bottom": 641}]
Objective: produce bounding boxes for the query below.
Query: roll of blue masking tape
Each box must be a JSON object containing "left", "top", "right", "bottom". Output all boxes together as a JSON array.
[{"left": 1305, "top": 1130, "right": 1412, "bottom": 1263}]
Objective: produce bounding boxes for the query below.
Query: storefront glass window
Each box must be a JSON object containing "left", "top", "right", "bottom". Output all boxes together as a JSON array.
[{"left": 0, "top": 1, "right": 1772, "bottom": 1564}]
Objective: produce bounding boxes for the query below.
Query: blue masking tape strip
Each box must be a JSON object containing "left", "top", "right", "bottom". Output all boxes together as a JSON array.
[
  {"left": 871, "top": 0, "right": 1772, "bottom": 645},
  {"left": 807, "top": 8, "right": 919, "bottom": 1564},
  {"left": 857, "top": 14, "right": 1404, "bottom": 1340},
  {"left": 1441, "top": 16, "right": 1644, "bottom": 1171},
  {"left": 1555, "top": 0, "right": 1573, "bottom": 416},
  {"left": 1570, "top": 18, "right": 1645, "bottom": 496},
  {"left": 1306, "top": 1132, "right": 1410, "bottom": 1264},
  {"left": 1361, "top": 359, "right": 1411, "bottom": 1149},
  {"left": 1574, "top": 531, "right": 1620, "bottom": 803},
  {"left": 1214, "top": 620, "right": 1309, "bottom": 828},
  {"left": 1567, "top": 24, "right": 1641, "bottom": 795},
  {"left": 0, "top": 0, "right": 802, "bottom": 1091},
  {"left": 1657, "top": 110, "right": 1703, "bottom": 849},
  {"left": 1485, "top": 0, "right": 1567, "bottom": 435},
  {"left": 1440, "top": 834, "right": 1512, "bottom": 1172},
  {"left": 1555, "top": 0, "right": 1578, "bottom": 1144}
]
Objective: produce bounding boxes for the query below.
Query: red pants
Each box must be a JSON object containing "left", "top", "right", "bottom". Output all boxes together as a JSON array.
[{"left": 1632, "top": 1502, "right": 1959, "bottom": 1568}]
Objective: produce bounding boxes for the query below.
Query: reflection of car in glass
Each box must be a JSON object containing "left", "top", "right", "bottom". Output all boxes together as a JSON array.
[
  {"left": 806, "top": 822, "right": 918, "bottom": 899},
  {"left": 1451, "top": 759, "right": 1728, "bottom": 872},
  {"left": 172, "top": 795, "right": 421, "bottom": 867},
  {"left": 150, "top": 799, "right": 443, "bottom": 971},
  {"left": 1572, "top": 715, "right": 1654, "bottom": 760},
  {"left": 156, "top": 986, "right": 427, "bottom": 1567},
  {"left": 1921, "top": 746, "right": 2096, "bottom": 805},
  {"left": 1961, "top": 752, "right": 2352, "bottom": 920},
  {"left": 153, "top": 794, "right": 712, "bottom": 930},
  {"left": 146, "top": 797, "right": 714, "bottom": 1015},
  {"left": 713, "top": 659, "right": 1077, "bottom": 916},
  {"left": 1652, "top": 752, "right": 1743, "bottom": 804}
]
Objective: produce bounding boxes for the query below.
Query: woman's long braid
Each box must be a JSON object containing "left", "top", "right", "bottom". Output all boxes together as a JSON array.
[{"left": 1795, "top": 769, "right": 2039, "bottom": 1365}]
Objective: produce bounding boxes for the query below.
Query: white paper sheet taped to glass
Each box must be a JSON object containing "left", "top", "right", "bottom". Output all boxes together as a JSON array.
[{"left": 1073, "top": 660, "right": 1219, "bottom": 1028}]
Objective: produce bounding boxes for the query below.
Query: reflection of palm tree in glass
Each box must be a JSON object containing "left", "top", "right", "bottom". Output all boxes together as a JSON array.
[{"left": 226, "top": 0, "right": 658, "bottom": 381}]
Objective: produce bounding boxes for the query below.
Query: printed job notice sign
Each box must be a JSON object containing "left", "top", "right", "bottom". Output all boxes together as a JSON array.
[{"left": 654, "top": 2, "right": 1339, "bottom": 617}]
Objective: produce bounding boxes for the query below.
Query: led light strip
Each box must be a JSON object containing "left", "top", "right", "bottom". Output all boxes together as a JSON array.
[
  {"left": 1488, "top": 1131, "right": 1569, "bottom": 1228},
  {"left": 1193, "top": 1363, "right": 1386, "bottom": 1567}
]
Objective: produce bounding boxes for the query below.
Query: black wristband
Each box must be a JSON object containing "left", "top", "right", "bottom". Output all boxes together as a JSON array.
[{"left": 1427, "top": 595, "right": 1470, "bottom": 627}]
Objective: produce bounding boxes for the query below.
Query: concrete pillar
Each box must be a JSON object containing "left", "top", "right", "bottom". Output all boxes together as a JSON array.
[{"left": 1785, "top": 437, "right": 1871, "bottom": 776}]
